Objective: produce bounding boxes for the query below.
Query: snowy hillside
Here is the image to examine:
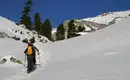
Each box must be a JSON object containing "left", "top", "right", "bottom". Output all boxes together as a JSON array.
[
  {"left": 82, "top": 10, "right": 130, "bottom": 25},
  {"left": 25, "top": 16, "right": 130, "bottom": 80},
  {"left": 60, "top": 10, "right": 130, "bottom": 38},
  {"left": 0, "top": 16, "right": 51, "bottom": 80},
  {"left": 1, "top": 11, "right": 130, "bottom": 80},
  {"left": 0, "top": 38, "right": 50, "bottom": 80},
  {"left": 0, "top": 16, "right": 130, "bottom": 80},
  {"left": 0, "top": 16, "right": 49, "bottom": 43}
]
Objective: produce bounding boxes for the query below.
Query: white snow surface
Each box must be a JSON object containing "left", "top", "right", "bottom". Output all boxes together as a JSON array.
[
  {"left": 52, "top": 28, "right": 56, "bottom": 34},
  {"left": 1, "top": 14, "right": 130, "bottom": 80},
  {"left": 0, "top": 38, "right": 50, "bottom": 80},
  {"left": 82, "top": 10, "right": 130, "bottom": 24},
  {"left": 76, "top": 32, "right": 88, "bottom": 35}
]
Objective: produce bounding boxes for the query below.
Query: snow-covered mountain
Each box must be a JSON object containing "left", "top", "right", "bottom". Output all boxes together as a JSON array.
[
  {"left": 82, "top": 10, "right": 130, "bottom": 25},
  {"left": 0, "top": 16, "right": 49, "bottom": 43},
  {"left": 1, "top": 10, "right": 130, "bottom": 80},
  {"left": 63, "top": 10, "right": 130, "bottom": 33},
  {"left": 51, "top": 10, "right": 130, "bottom": 41}
]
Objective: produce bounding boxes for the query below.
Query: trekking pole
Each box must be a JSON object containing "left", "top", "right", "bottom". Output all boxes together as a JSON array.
[
  {"left": 37, "top": 52, "right": 41, "bottom": 68},
  {"left": 24, "top": 54, "right": 27, "bottom": 69}
]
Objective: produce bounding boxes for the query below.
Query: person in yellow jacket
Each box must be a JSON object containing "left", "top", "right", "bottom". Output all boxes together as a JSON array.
[{"left": 24, "top": 42, "right": 39, "bottom": 73}]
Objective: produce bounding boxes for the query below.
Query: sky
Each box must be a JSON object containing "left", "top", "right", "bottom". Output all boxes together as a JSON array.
[{"left": 0, "top": 0, "right": 130, "bottom": 28}]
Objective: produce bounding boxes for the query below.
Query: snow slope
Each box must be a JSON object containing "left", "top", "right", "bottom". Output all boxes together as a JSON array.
[
  {"left": 82, "top": 10, "right": 130, "bottom": 25},
  {"left": 1, "top": 14, "right": 130, "bottom": 80},
  {"left": 0, "top": 38, "right": 50, "bottom": 80},
  {"left": 0, "top": 16, "right": 50, "bottom": 80},
  {"left": 0, "top": 16, "right": 49, "bottom": 43},
  {"left": 21, "top": 16, "right": 130, "bottom": 80},
  {"left": 0, "top": 38, "right": 26, "bottom": 79}
]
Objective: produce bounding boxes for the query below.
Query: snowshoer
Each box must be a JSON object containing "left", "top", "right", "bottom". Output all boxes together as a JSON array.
[
  {"left": 24, "top": 42, "right": 39, "bottom": 73},
  {"left": 29, "top": 37, "right": 39, "bottom": 66}
]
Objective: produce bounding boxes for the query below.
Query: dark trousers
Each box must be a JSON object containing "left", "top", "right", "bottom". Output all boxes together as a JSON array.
[
  {"left": 27, "top": 55, "right": 34, "bottom": 73},
  {"left": 33, "top": 54, "right": 36, "bottom": 65}
]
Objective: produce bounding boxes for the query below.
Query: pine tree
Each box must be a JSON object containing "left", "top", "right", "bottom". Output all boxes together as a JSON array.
[
  {"left": 39, "top": 18, "right": 52, "bottom": 40},
  {"left": 78, "top": 25, "right": 85, "bottom": 32},
  {"left": 67, "top": 19, "right": 75, "bottom": 38},
  {"left": 56, "top": 24, "right": 65, "bottom": 40},
  {"left": 25, "top": 0, "right": 33, "bottom": 5},
  {"left": 20, "top": 0, "right": 33, "bottom": 30},
  {"left": 34, "top": 13, "right": 41, "bottom": 32},
  {"left": 20, "top": 14, "right": 32, "bottom": 30}
]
